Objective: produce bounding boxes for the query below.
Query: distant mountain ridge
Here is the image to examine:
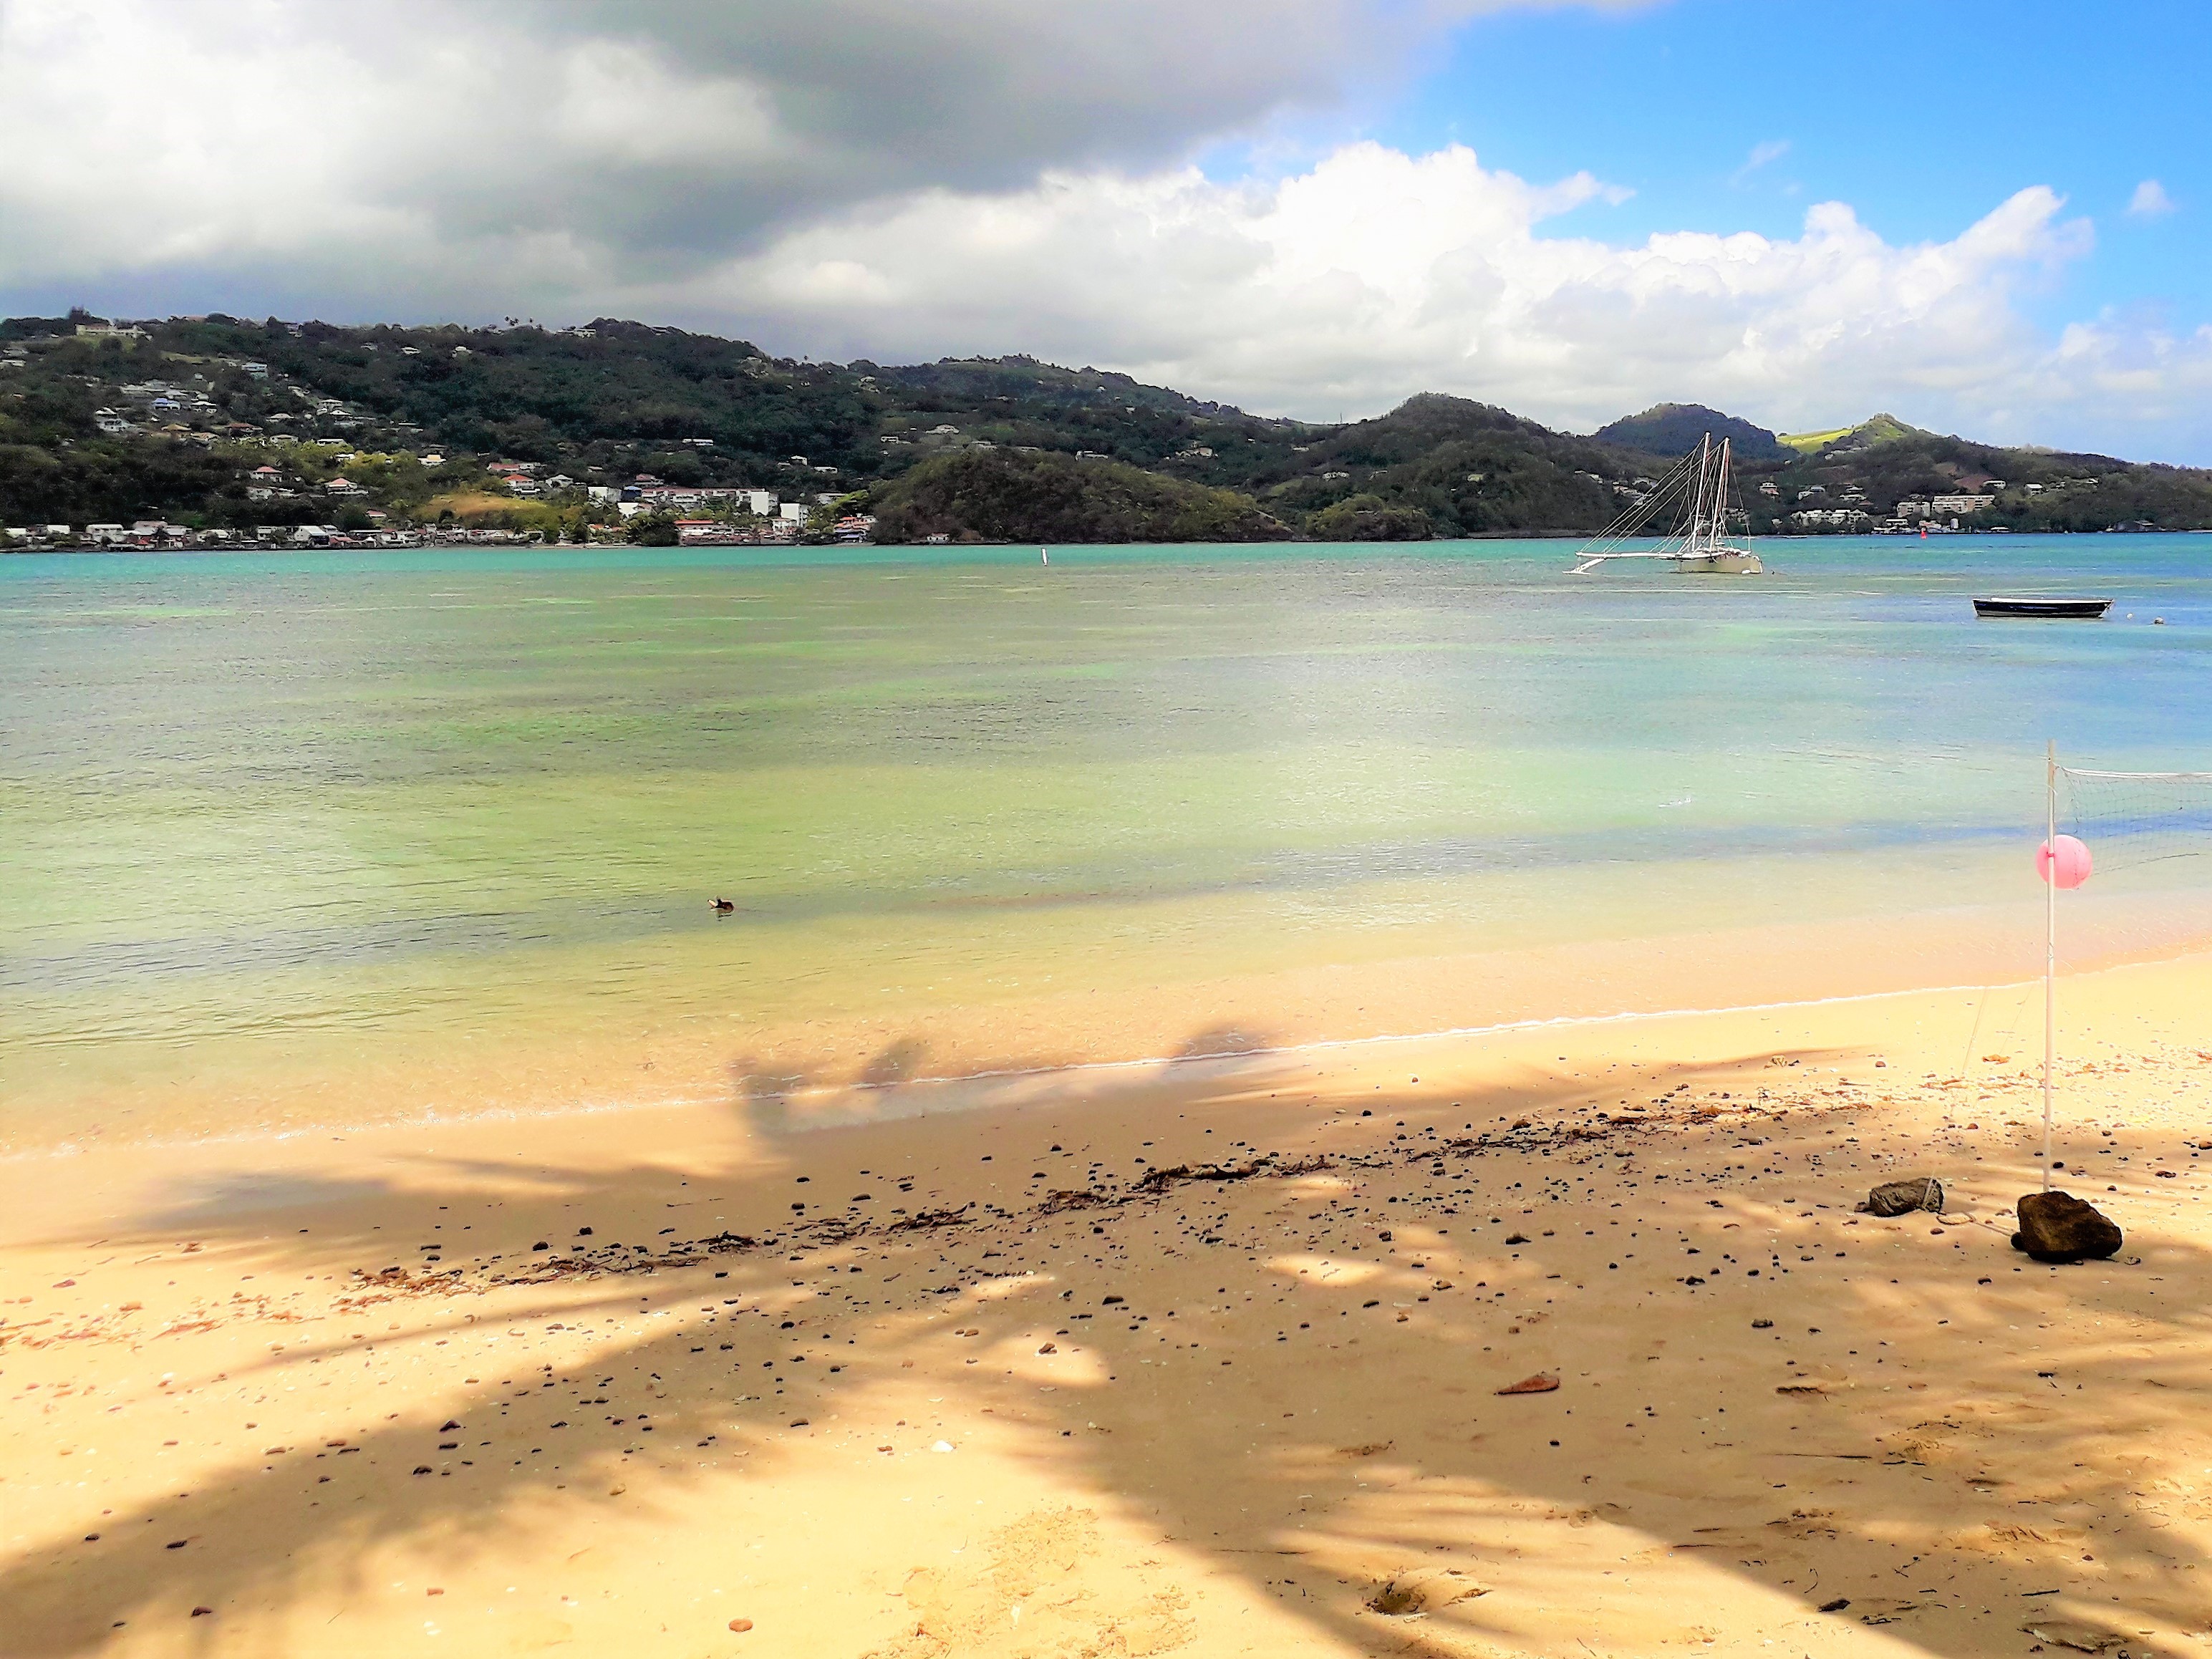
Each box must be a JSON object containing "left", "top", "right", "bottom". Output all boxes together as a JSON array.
[
  {"left": 1591, "top": 403, "right": 1785, "bottom": 461},
  {"left": 1779, "top": 413, "right": 1924, "bottom": 455},
  {"left": 3, "top": 310, "right": 2209, "bottom": 538}
]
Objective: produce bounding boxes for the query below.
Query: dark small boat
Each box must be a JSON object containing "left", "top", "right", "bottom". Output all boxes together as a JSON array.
[{"left": 1973, "top": 596, "right": 2112, "bottom": 619}]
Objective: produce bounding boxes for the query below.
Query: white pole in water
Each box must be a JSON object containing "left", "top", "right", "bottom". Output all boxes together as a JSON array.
[{"left": 2042, "top": 737, "right": 2057, "bottom": 1192}]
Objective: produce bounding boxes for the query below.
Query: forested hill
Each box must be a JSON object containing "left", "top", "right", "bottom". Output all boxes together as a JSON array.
[
  {"left": 4, "top": 309, "right": 2211, "bottom": 540},
  {"left": 1594, "top": 403, "right": 1786, "bottom": 461},
  {"left": 0, "top": 313, "right": 1325, "bottom": 531}
]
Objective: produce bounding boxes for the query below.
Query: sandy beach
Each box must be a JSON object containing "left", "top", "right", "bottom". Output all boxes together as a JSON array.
[{"left": 6, "top": 954, "right": 2209, "bottom": 1658}]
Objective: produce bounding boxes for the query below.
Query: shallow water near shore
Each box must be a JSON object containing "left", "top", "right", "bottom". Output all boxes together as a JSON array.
[{"left": 5, "top": 533, "right": 2211, "bottom": 1153}]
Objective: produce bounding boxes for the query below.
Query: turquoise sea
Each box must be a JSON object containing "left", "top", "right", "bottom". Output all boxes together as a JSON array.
[{"left": 4, "top": 535, "right": 2209, "bottom": 1151}]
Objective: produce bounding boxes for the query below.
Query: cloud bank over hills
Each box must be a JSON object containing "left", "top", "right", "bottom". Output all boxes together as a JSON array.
[{"left": 5, "top": 0, "right": 2208, "bottom": 460}]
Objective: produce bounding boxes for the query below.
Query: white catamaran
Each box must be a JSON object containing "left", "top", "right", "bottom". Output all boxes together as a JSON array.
[{"left": 1569, "top": 432, "right": 1762, "bottom": 576}]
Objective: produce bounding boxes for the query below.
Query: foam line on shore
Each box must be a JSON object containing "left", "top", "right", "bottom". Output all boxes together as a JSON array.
[
  {"left": 831, "top": 976, "right": 2042, "bottom": 1090},
  {"left": 3, "top": 972, "right": 2061, "bottom": 1166}
]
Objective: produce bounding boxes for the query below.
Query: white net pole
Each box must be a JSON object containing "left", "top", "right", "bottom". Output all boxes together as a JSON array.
[
  {"left": 2037, "top": 755, "right": 2212, "bottom": 1199},
  {"left": 2042, "top": 739, "right": 2056, "bottom": 1194}
]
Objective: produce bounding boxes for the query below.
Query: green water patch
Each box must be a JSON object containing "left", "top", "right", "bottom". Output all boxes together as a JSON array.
[{"left": 7, "top": 536, "right": 2211, "bottom": 1137}]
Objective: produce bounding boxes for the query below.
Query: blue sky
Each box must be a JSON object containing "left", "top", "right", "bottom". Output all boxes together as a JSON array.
[
  {"left": 5, "top": 0, "right": 2209, "bottom": 458},
  {"left": 1370, "top": 0, "right": 2206, "bottom": 338}
]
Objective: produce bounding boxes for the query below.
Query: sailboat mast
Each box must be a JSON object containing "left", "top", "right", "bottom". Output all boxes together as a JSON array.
[
  {"left": 1689, "top": 434, "right": 1714, "bottom": 553},
  {"left": 1707, "top": 437, "right": 1725, "bottom": 548}
]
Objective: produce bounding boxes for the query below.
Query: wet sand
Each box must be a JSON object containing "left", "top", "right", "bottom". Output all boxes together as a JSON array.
[
  {"left": 33, "top": 884, "right": 2211, "bottom": 1159},
  {"left": 4, "top": 955, "right": 2211, "bottom": 1658}
]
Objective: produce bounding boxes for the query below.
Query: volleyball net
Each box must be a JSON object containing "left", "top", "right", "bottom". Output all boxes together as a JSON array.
[{"left": 2035, "top": 748, "right": 2212, "bottom": 1189}]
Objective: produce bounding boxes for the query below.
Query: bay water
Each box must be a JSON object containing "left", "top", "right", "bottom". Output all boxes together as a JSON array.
[{"left": 4, "top": 536, "right": 2208, "bottom": 1153}]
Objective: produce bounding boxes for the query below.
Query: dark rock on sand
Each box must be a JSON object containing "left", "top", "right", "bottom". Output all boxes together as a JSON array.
[
  {"left": 2011, "top": 1191, "right": 2122, "bottom": 1263},
  {"left": 1863, "top": 1177, "right": 1943, "bottom": 1217}
]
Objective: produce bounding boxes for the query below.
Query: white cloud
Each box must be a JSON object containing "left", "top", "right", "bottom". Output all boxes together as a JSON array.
[
  {"left": 0, "top": 0, "right": 1631, "bottom": 289},
  {"left": 1730, "top": 138, "right": 1790, "bottom": 184},
  {"left": 657, "top": 143, "right": 2212, "bottom": 458},
  {"left": 2128, "top": 178, "right": 2176, "bottom": 219},
  {"left": 3, "top": 0, "right": 2209, "bottom": 460}
]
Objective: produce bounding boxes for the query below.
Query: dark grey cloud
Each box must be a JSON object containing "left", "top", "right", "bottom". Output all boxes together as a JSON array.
[
  {"left": 3, "top": 0, "right": 1500, "bottom": 311},
  {"left": 499, "top": 0, "right": 1457, "bottom": 257}
]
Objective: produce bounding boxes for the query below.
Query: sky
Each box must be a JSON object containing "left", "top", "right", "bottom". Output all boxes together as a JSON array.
[{"left": 4, "top": 0, "right": 2209, "bottom": 459}]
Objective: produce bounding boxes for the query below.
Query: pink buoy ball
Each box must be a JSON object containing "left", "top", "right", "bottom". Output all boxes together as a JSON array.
[{"left": 2037, "top": 834, "right": 2092, "bottom": 889}]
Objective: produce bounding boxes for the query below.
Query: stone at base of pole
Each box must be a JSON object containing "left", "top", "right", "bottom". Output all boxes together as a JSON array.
[{"left": 2011, "top": 1190, "right": 2122, "bottom": 1264}]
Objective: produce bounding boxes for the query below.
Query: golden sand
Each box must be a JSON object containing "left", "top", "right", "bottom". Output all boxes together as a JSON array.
[{"left": 4, "top": 956, "right": 2211, "bottom": 1657}]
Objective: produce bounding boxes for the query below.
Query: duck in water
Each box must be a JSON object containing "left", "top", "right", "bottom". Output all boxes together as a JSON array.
[{"left": 710, "top": 897, "right": 735, "bottom": 914}]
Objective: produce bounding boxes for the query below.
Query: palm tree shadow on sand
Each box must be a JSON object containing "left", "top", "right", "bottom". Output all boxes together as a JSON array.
[{"left": 4, "top": 1034, "right": 2207, "bottom": 1658}]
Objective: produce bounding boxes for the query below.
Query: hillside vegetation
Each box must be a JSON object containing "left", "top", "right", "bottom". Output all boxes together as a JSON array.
[
  {"left": 1745, "top": 415, "right": 2212, "bottom": 533},
  {"left": 868, "top": 449, "right": 1290, "bottom": 543},
  {"left": 1593, "top": 403, "right": 1785, "bottom": 461},
  {"left": 5, "top": 310, "right": 2211, "bottom": 540}
]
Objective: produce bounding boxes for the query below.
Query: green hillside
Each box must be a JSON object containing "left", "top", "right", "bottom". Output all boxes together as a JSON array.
[
  {"left": 1740, "top": 420, "right": 2212, "bottom": 533},
  {"left": 1778, "top": 412, "right": 1922, "bottom": 455},
  {"left": 1242, "top": 393, "right": 1659, "bottom": 538},
  {"left": 5, "top": 309, "right": 2211, "bottom": 540},
  {"left": 1593, "top": 402, "right": 1785, "bottom": 461},
  {"left": 866, "top": 448, "right": 1291, "bottom": 543}
]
